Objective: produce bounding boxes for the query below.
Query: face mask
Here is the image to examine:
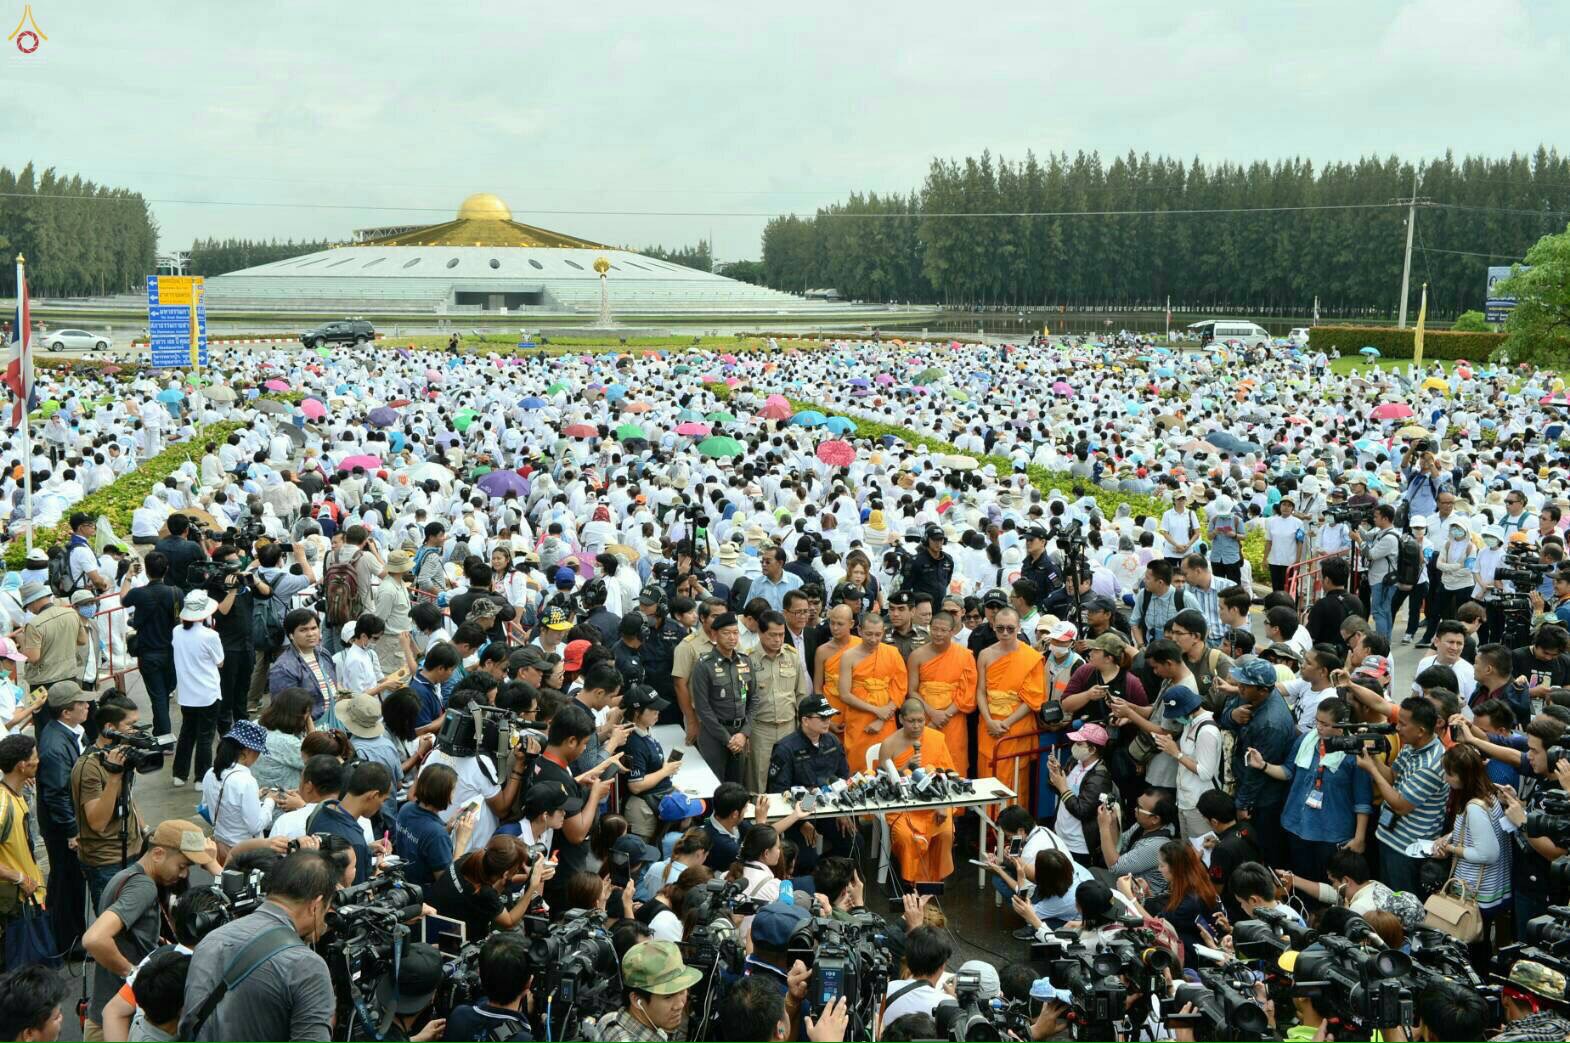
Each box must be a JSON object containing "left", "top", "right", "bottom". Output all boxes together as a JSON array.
[
  {"left": 1485, "top": 538, "right": 1501, "bottom": 550},
  {"left": 1050, "top": 645, "right": 1070, "bottom": 660},
  {"left": 1071, "top": 742, "right": 1093, "bottom": 762},
  {"left": 1450, "top": 528, "right": 1466, "bottom": 540}
]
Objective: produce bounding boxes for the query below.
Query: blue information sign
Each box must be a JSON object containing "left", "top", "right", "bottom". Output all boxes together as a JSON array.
[{"left": 145, "top": 275, "right": 208, "bottom": 367}]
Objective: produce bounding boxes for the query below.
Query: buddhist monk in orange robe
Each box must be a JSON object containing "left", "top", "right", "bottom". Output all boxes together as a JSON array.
[
  {"left": 879, "top": 698, "right": 958, "bottom": 886},
  {"left": 838, "top": 612, "right": 907, "bottom": 773},
  {"left": 975, "top": 607, "right": 1045, "bottom": 808},
  {"left": 906, "top": 609, "right": 977, "bottom": 776},
  {"left": 814, "top": 604, "right": 856, "bottom": 738}
]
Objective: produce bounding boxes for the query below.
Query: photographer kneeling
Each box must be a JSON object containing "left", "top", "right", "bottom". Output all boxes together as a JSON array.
[
  {"left": 443, "top": 932, "right": 534, "bottom": 1042},
  {"left": 593, "top": 940, "right": 702, "bottom": 1043},
  {"left": 179, "top": 848, "right": 339, "bottom": 1041}
]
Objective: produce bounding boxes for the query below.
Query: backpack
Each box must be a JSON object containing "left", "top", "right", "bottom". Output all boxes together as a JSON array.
[
  {"left": 322, "top": 550, "right": 364, "bottom": 626},
  {"left": 1138, "top": 585, "right": 1184, "bottom": 627},
  {"left": 1395, "top": 534, "right": 1424, "bottom": 590},
  {"left": 47, "top": 543, "right": 83, "bottom": 598},
  {"left": 1191, "top": 717, "right": 1237, "bottom": 796},
  {"left": 251, "top": 570, "right": 285, "bottom": 650},
  {"left": 412, "top": 546, "right": 442, "bottom": 590}
]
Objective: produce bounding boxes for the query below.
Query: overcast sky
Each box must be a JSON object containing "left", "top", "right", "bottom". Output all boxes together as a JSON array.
[{"left": 4, "top": 0, "right": 1567, "bottom": 261}]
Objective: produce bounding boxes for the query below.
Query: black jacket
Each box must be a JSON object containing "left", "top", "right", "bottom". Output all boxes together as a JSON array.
[
  {"left": 904, "top": 548, "right": 954, "bottom": 603},
  {"left": 37, "top": 718, "right": 81, "bottom": 834},
  {"left": 1055, "top": 760, "right": 1117, "bottom": 864},
  {"left": 785, "top": 627, "right": 819, "bottom": 685}
]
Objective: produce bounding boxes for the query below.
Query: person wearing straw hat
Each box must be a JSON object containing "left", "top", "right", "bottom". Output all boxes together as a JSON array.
[
  {"left": 171, "top": 591, "right": 224, "bottom": 789},
  {"left": 372, "top": 549, "right": 419, "bottom": 675}
]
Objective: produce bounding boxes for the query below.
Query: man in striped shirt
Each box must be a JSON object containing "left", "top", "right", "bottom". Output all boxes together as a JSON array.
[
  {"left": 1361, "top": 696, "right": 1448, "bottom": 895},
  {"left": 1180, "top": 554, "right": 1234, "bottom": 649}
]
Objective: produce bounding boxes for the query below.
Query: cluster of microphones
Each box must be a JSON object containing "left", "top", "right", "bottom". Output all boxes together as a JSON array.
[{"left": 783, "top": 743, "right": 977, "bottom": 812}]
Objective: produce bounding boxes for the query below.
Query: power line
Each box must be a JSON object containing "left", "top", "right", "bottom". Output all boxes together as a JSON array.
[
  {"left": 1427, "top": 202, "right": 1570, "bottom": 218},
  {"left": 1420, "top": 247, "right": 1529, "bottom": 260}
]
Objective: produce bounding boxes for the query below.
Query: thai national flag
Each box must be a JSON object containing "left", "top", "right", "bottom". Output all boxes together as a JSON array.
[{"left": 4, "top": 266, "right": 36, "bottom": 427}]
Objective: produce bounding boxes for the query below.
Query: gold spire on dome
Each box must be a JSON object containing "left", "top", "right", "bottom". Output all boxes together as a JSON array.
[{"left": 355, "top": 192, "right": 606, "bottom": 249}]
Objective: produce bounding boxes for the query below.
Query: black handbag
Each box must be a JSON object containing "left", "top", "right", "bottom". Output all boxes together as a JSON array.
[{"left": 3, "top": 894, "right": 60, "bottom": 967}]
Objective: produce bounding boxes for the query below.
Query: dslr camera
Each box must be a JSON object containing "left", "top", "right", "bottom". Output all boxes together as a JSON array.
[{"left": 96, "top": 724, "right": 165, "bottom": 775}]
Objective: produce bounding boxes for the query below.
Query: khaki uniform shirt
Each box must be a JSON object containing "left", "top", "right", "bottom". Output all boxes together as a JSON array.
[
  {"left": 24, "top": 602, "right": 85, "bottom": 687},
  {"left": 671, "top": 629, "right": 713, "bottom": 683},
  {"left": 746, "top": 648, "right": 811, "bottom": 731}
]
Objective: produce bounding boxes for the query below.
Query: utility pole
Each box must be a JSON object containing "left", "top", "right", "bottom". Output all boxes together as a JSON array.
[{"left": 1396, "top": 169, "right": 1431, "bottom": 328}]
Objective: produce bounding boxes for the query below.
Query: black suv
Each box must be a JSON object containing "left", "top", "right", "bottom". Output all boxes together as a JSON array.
[{"left": 299, "top": 320, "right": 375, "bottom": 348}]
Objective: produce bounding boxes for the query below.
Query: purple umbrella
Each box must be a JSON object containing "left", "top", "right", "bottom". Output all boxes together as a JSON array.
[
  {"left": 366, "top": 406, "right": 398, "bottom": 428},
  {"left": 848, "top": 377, "right": 870, "bottom": 387},
  {"left": 436, "top": 430, "right": 461, "bottom": 447},
  {"left": 477, "top": 470, "right": 529, "bottom": 498}
]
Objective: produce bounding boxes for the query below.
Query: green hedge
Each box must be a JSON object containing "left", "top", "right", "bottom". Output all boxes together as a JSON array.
[
  {"left": 4, "top": 420, "right": 247, "bottom": 567},
  {"left": 703, "top": 383, "right": 1270, "bottom": 582},
  {"left": 1310, "top": 324, "right": 1505, "bottom": 361}
]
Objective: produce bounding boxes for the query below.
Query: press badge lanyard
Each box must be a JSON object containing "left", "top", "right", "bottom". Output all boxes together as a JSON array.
[{"left": 1305, "top": 739, "right": 1327, "bottom": 811}]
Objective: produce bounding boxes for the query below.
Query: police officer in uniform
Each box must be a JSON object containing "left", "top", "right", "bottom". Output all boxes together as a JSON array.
[
  {"left": 1020, "top": 525, "right": 1064, "bottom": 607},
  {"left": 580, "top": 578, "right": 621, "bottom": 643},
  {"left": 885, "top": 590, "right": 928, "bottom": 662},
  {"left": 766, "top": 694, "right": 853, "bottom": 863},
  {"left": 613, "top": 612, "right": 648, "bottom": 686},
  {"left": 689, "top": 611, "right": 751, "bottom": 785},
  {"left": 903, "top": 523, "right": 955, "bottom": 603},
  {"left": 745, "top": 610, "right": 810, "bottom": 794},
  {"left": 636, "top": 586, "right": 686, "bottom": 727}
]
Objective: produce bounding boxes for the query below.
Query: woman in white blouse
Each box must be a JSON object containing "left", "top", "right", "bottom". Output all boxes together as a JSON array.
[
  {"left": 336, "top": 615, "right": 407, "bottom": 697},
  {"left": 725, "top": 824, "right": 784, "bottom": 904},
  {"left": 201, "top": 720, "right": 303, "bottom": 860}
]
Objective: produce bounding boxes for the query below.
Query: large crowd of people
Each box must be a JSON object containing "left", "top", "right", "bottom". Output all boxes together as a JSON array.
[{"left": 1, "top": 331, "right": 1569, "bottom": 1041}]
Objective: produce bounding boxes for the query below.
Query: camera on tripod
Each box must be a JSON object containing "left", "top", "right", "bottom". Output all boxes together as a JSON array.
[
  {"left": 529, "top": 909, "right": 621, "bottom": 1035},
  {"left": 1327, "top": 503, "right": 1374, "bottom": 527},
  {"left": 1497, "top": 546, "right": 1551, "bottom": 589},
  {"left": 97, "top": 725, "right": 165, "bottom": 775},
  {"left": 788, "top": 913, "right": 896, "bottom": 1032}
]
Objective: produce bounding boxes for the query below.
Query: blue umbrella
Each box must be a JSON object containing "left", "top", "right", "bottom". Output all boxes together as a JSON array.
[
  {"left": 824, "top": 416, "right": 858, "bottom": 435},
  {"left": 1154, "top": 367, "right": 1176, "bottom": 378},
  {"left": 790, "top": 410, "right": 828, "bottom": 427},
  {"left": 606, "top": 383, "right": 628, "bottom": 401},
  {"left": 1360, "top": 346, "right": 1381, "bottom": 357},
  {"left": 848, "top": 377, "right": 870, "bottom": 388},
  {"left": 1207, "top": 431, "right": 1262, "bottom": 455},
  {"left": 519, "top": 396, "right": 547, "bottom": 410},
  {"left": 477, "top": 470, "right": 529, "bottom": 498},
  {"left": 157, "top": 388, "right": 184, "bottom": 403},
  {"left": 366, "top": 406, "right": 398, "bottom": 428}
]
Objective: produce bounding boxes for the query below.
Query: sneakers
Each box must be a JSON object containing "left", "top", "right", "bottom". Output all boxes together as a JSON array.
[
  {"left": 1401, "top": 634, "right": 1414, "bottom": 644},
  {"left": 171, "top": 777, "right": 186, "bottom": 787},
  {"left": 156, "top": 734, "right": 176, "bottom": 748},
  {"left": 1013, "top": 925, "right": 1038, "bottom": 940}
]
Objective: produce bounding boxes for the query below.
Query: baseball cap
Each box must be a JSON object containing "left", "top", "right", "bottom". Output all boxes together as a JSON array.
[
  {"left": 562, "top": 639, "right": 592, "bottom": 673},
  {"left": 1262, "top": 641, "right": 1303, "bottom": 665},
  {"left": 1231, "top": 655, "right": 1278, "bottom": 688},
  {"left": 981, "top": 588, "right": 1010, "bottom": 609},
  {"left": 624, "top": 684, "right": 670, "bottom": 713},
  {"left": 376, "top": 942, "right": 444, "bottom": 1016},
  {"left": 923, "top": 523, "right": 946, "bottom": 542},
  {"left": 541, "top": 605, "right": 572, "bottom": 631},
  {"left": 1083, "top": 632, "right": 1127, "bottom": 656},
  {"left": 751, "top": 900, "right": 811, "bottom": 950},
  {"left": 958, "top": 960, "right": 1001, "bottom": 1002},
  {"left": 1162, "top": 684, "right": 1202, "bottom": 717},
  {"left": 798, "top": 694, "right": 840, "bottom": 718},
  {"left": 1023, "top": 525, "right": 1049, "bottom": 541},
  {"left": 659, "top": 792, "right": 706, "bottom": 821},
  {"left": 620, "top": 941, "right": 703, "bottom": 995},
  {"left": 46, "top": 679, "right": 93, "bottom": 709},
  {"left": 522, "top": 782, "right": 584, "bottom": 819},
  {"left": 1083, "top": 595, "right": 1118, "bottom": 614},
  {"left": 638, "top": 585, "right": 664, "bottom": 607},
  {"left": 1355, "top": 654, "right": 1393, "bottom": 680},
  {"left": 149, "top": 819, "right": 210, "bottom": 860},
  {"left": 554, "top": 566, "right": 578, "bottom": 586},
  {"left": 1066, "top": 723, "right": 1109, "bottom": 747},
  {"left": 1045, "top": 620, "right": 1078, "bottom": 643},
  {"left": 832, "top": 582, "right": 865, "bottom": 604},
  {"left": 0, "top": 636, "right": 26, "bottom": 663},
  {"left": 612, "top": 834, "right": 661, "bottom": 867}
]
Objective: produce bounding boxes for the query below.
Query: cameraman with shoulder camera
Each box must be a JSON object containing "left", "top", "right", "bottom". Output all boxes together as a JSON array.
[
  {"left": 202, "top": 542, "right": 257, "bottom": 733},
  {"left": 1350, "top": 504, "right": 1401, "bottom": 641},
  {"left": 442, "top": 931, "right": 534, "bottom": 1042},
  {"left": 71, "top": 690, "right": 149, "bottom": 908},
  {"left": 179, "top": 848, "right": 340, "bottom": 1042}
]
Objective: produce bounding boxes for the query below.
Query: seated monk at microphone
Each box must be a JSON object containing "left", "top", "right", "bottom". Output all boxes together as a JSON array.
[{"left": 879, "top": 696, "right": 959, "bottom": 891}]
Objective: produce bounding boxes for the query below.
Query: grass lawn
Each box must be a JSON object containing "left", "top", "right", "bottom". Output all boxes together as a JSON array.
[{"left": 1328, "top": 356, "right": 1450, "bottom": 375}]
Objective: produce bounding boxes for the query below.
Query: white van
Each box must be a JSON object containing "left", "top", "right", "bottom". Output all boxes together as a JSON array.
[{"left": 1187, "top": 319, "right": 1271, "bottom": 349}]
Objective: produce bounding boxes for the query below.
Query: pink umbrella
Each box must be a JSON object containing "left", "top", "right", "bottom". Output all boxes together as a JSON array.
[
  {"left": 815, "top": 440, "right": 854, "bottom": 467},
  {"left": 874, "top": 373, "right": 894, "bottom": 386},
  {"left": 300, "top": 397, "right": 327, "bottom": 419},
  {"left": 764, "top": 394, "right": 790, "bottom": 407},
  {"left": 760, "top": 402, "right": 792, "bottom": 420},
  {"left": 263, "top": 379, "right": 291, "bottom": 392},
  {"left": 424, "top": 368, "right": 442, "bottom": 382},
  {"left": 624, "top": 401, "right": 653, "bottom": 413},
  {"left": 563, "top": 423, "right": 597, "bottom": 438},
  {"left": 1051, "top": 381, "right": 1074, "bottom": 397},
  {"left": 1370, "top": 402, "right": 1413, "bottom": 420},
  {"left": 340, "top": 454, "right": 382, "bottom": 470},
  {"left": 720, "top": 353, "right": 739, "bottom": 364},
  {"left": 675, "top": 422, "right": 710, "bottom": 436}
]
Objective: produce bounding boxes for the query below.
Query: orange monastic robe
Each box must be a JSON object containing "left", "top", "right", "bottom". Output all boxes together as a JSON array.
[
  {"left": 889, "top": 727, "right": 958, "bottom": 884},
  {"left": 917, "top": 643, "right": 978, "bottom": 777},
  {"left": 977, "top": 644, "right": 1045, "bottom": 806},
  {"left": 821, "top": 643, "right": 852, "bottom": 736},
  {"left": 844, "top": 644, "right": 908, "bottom": 773}
]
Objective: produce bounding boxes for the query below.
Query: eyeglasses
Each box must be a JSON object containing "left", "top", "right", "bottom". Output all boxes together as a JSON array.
[{"left": 994, "top": 625, "right": 1018, "bottom": 634}]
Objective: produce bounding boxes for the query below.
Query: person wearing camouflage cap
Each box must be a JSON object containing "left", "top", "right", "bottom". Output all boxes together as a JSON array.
[
  {"left": 1495, "top": 958, "right": 1570, "bottom": 1042},
  {"left": 595, "top": 940, "right": 701, "bottom": 1041}
]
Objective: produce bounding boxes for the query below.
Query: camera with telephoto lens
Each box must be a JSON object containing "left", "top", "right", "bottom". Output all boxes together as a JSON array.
[
  {"left": 186, "top": 557, "right": 245, "bottom": 588},
  {"left": 1527, "top": 794, "right": 1570, "bottom": 845},
  {"left": 1497, "top": 546, "right": 1551, "bottom": 589},
  {"left": 97, "top": 724, "right": 165, "bottom": 775},
  {"left": 1326, "top": 503, "right": 1374, "bottom": 527},
  {"left": 529, "top": 909, "right": 620, "bottom": 1039},
  {"left": 1165, "top": 965, "right": 1272, "bottom": 1041},
  {"left": 1321, "top": 722, "right": 1395, "bottom": 756},
  {"left": 932, "top": 968, "right": 1006, "bottom": 1042},
  {"left": 789, "top": 912, "right": 896, "bottom": 1037},
  {"left": 320, "top": 866, "right": 427, "bottom": 1039}
]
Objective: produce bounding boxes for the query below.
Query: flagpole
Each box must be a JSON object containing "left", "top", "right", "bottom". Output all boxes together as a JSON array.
[{"left": 16, "top": 254, "right": 33, "bottom": 553}]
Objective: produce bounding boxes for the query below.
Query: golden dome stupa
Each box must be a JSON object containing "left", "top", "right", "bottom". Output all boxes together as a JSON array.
[
  {"left": 356, "top": 192, "right": 604, "bottom": 249},
  {"left": 456, "top": 192, "right": 513, "bottom": 222}
]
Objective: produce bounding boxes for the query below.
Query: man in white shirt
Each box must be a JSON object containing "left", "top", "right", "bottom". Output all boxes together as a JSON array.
[
  {"left": 1158, "top": 492, "right": 1200, "bottom": 563},
  {"left": 882, "top": 926, "right": 953, "bottom": 1025},
  {"left": 1280, "top": 649, "right": 1339, "bottom": 734},
  {"left": 1415, "top": 621, "right": 1476, "bottom": 707},
  {"left": 1151, "top": 684, "right": 1222, "bottom": 840},
  {"left": 268, "top": 755, "right": 374, "bottom": 844}
]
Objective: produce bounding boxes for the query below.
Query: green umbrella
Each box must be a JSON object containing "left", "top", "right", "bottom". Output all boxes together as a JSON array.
[
  {"left": 616, "top": 422, "right": 648, "bottom": 442},
  {"left": 914, "top": 366, "right": 944, "bottom": 385},
  {"left": 704, "top": 410, "right": 736, "bottom": 423},
  {"left": 40, "top": 399, "right": 60, "bottom": 415},
  {"left": 947, "top": 388, "right": 969, "bottom": 402},
  {"left": 546, "top": 381, "right": 569, "bottom": 395},
  {"left": 697, "top": 435, "right": 744, "bottom": 459},
  {"left": 316, "top": 346, "right": 332, "bottom": 358},
  {"left": 673, "top": 365, "right": 691, "bottom": 376},
  {"left": 453, "top": 409, "right": 479, "bottom": 432}
]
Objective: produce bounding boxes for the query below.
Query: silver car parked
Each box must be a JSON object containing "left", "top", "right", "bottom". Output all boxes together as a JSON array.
[{"left": 41, "top": 328, "right": 112, "bottom": 351}]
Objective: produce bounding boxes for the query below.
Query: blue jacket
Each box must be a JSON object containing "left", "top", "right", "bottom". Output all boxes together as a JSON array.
[
  {"left": 1279, "top": 732, "right": 1373, "bottom": 844},
  {"left": 36, "top": 718, "right": 81, "bottom": 835},
  {"left": 1220, "top": 692, "right": 1294, "bottom": 811}
]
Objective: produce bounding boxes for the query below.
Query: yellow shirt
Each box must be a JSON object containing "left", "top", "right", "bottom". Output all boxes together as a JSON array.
[{"left": 0, "top": 781, "right": 45, "bottom": 901}]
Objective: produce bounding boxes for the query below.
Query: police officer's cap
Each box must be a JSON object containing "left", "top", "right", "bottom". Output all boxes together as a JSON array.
[
  {"left": 923, "top": 523, "right": 946, "bottom": 542},
  {"left": 888, "top": 590, "right": 913, "bottom": 607},
  {"left": 1024, "top": 525, "right": 1050, "bottom": 541},
  {"left": 638, "top": 584, "right": 665, "bottom": 607},
  {"left": 798, "top": 694, "right": 840, "bottom": 718}
]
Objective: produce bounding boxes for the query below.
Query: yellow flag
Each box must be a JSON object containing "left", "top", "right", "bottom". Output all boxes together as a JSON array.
[{"left": 1412, "top": 283, "right": 1428, "bottom": 367}]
